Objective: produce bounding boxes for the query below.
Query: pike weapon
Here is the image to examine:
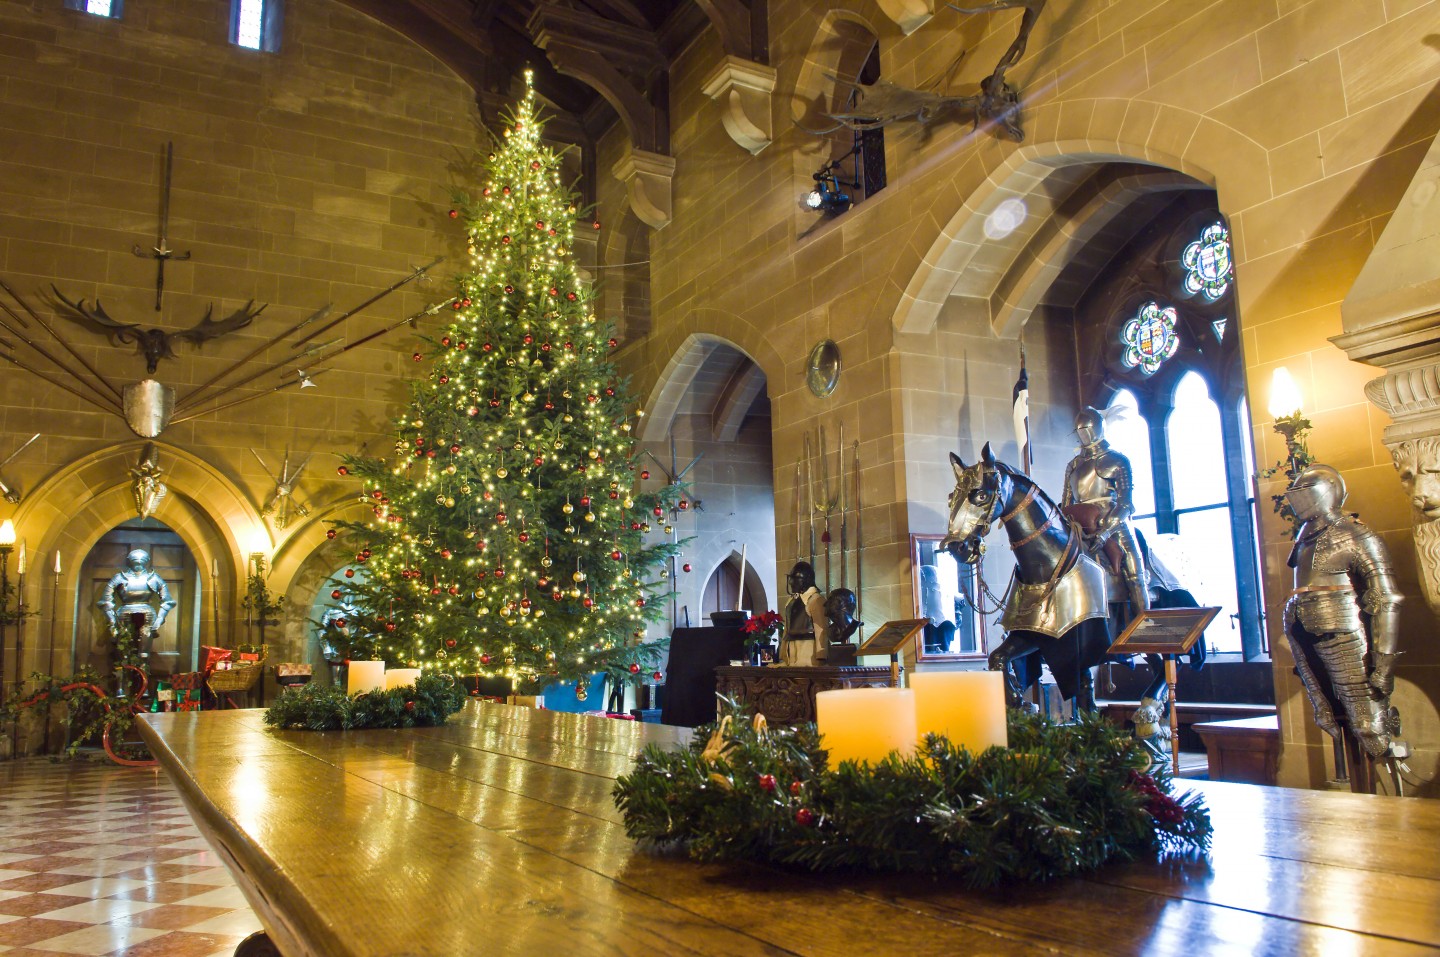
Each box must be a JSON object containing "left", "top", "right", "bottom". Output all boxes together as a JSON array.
[
  {"left": 171, "top": 299, "right": 455, "bottom": 425},
  {"left": 1, "top": 278, "right": 123, "bottom": 401},
  {"left": 853, "top": 439, "right": 862, "bottom": 618},
  {"left": 176, "top": 256, "right": 442, "bottom": 412},
  {"left": 839, "top": 420, "right": 847, "bottom": 590},
  {"left": 0, "top": 304, "right": 120, "bottom": 412},
  {"left": 0, "top": 351, "right": 118, "bottom": 412},
  {"left": 0, "top": 433, "right": 41, "bottom": 505}
]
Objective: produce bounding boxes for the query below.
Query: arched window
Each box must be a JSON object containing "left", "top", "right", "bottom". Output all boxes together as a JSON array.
[
  {"left": 1077, "top": 201, "right": 1265, "bottom": 657},
  {"left": 1165, "top": 372, "right": 1242, "bottom": 652}
]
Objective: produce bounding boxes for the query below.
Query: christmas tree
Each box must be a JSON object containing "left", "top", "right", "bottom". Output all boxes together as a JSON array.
[{"left": 330, "top": 73, "right": 679, "bottom": 694}]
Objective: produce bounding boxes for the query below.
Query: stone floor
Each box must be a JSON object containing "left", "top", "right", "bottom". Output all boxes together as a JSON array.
[{"left": 0, "top": 758, "right": 262, "bottom": 956}]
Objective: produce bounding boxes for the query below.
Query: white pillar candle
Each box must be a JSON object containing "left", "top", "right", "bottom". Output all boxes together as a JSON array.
[
  {"left": 384, "top": 668, "right": 422, "bottom": 691},
  {"left": 815, "top": 687, "right": 917, "bottom": 765},
  {"left": 909, "top": 671, "right": 1008, "bottom": 753},
  {"left": 347, "top": 660, "right": 386, "bottom": 696}
]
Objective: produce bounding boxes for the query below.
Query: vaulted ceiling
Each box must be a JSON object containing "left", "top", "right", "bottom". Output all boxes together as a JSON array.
[{"left": 333, "top": 0, "right": 767, "bottom": 152}]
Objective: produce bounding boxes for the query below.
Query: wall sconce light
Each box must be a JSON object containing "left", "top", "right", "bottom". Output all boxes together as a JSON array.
[
  {"left": 805, "top": 152, "right": 859, "bottom": 216},
  {"left": 0, "top": 519, "right": 15, "bottom": 551},
  {"left": 1267, "top": 367, "right": 1312, "bottom": 476}
]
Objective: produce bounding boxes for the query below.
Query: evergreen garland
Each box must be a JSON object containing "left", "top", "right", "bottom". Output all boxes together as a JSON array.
[
  {"left": 613, "top": 703, "right": 1212, "bottom": 887},
  {"left": 263, "top": 675, "right": 466, "bottom": 731}
]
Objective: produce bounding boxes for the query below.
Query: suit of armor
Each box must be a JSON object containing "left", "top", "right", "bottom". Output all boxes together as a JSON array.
[
  {"left": 1284, "top": 464, "right": 1403, "bottom": 761},
  {"left": 1061, "top": 407, "right": 1149, "bottom": 614},
  {"left": 98, "top": 548, "right": 176, "bottom": 658},
  {"left": 781, "top": 561, "right": 819, "bottom": 666}
]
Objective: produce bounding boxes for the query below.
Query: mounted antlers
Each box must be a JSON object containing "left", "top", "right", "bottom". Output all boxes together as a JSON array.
[{"left": 50, "top": 287, "right": 266, "bottom": 374}]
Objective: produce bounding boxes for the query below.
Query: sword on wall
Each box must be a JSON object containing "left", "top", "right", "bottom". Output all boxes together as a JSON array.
[{"left": 132, "top": 142, "right": 192, "bottom": 312}]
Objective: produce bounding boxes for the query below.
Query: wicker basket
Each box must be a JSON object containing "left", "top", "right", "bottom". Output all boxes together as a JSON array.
[{"left": 207, "top": 656, "right": 268, "bottom": 694}]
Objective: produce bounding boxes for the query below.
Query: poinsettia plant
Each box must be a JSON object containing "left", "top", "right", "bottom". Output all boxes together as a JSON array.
[{"left": 741, "top": 610, "right": 783, "bottom": 647}]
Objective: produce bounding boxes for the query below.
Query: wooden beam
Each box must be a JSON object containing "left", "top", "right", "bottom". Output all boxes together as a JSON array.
[
  {"left": 528, "top": 4, "right": 664, "bottom": 77},
  {"left": 691, "top": 0, "right": 763, "bottom": 62},
  {"left": 539, "top": 37, "right": 664, "bottom": 153}
]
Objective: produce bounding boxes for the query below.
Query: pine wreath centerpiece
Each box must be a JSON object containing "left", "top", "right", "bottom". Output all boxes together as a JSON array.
[
  {"left": 327, "top": 72, "right": 680, "bottom": 694},
  {"left": 264, "top": 674, "right": 466, "bottom": 731},
  {"left": 614, "top": 704, "right": 1212, "bottom": 887}
]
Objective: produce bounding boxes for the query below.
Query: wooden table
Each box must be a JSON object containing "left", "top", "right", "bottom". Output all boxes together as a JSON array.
[{"left": 138, "top": 703, "right": 1440, "bottom": 957}]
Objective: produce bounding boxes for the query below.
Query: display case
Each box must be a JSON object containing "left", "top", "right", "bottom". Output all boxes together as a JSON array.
[{"left": 910, "top": 534, "right": 986, "bottom": 661}]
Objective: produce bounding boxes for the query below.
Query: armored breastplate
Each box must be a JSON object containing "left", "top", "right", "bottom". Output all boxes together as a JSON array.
[
  {"left": 1067, "top": 457, "right": 1113, "bottom": 506},
  {"left": 1000, "top": 553, "right": 1111, "bottom": 638},
  {"left": 1289, "top": 525, "right": 1361, "bottom": 633}
]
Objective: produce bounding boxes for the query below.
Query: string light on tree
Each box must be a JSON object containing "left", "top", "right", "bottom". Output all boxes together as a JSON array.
[{"left": 325, "top": 72, "right": 680, "bottom": 692}]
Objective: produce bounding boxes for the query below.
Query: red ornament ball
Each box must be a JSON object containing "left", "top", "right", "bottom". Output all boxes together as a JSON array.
[
  {"left": 445, "top": 638, "right": 457, "bottom": 649},
  {"left": 448, "top": 209, "right": 458, "bottom": 218},
  {"left": 331, "top": 589, "right": 342, "bottom": 599},
  {"left": 653, "top": 506, "right": 663, "bottom": 517},
  {"left": 405, "top": 701, "right": 415, "bottom": 712},
  {"left": 344, "top": 569, "right": 355, "bottom": 578},
  {"left": 522, "top": 334, "right": 533, "bottom": 345},
  {"left": 592, "top": 221, "right": 601, "bottom": 230},
  {"left": 519, "top": 532, "right": 530, "bottom": 543},
  {"left": 480, "top": 654, "right": 491, "bottom": 664},
  {"left": 385, "top": 622, "right": 396, "bottom": 632},
  {"left": 795, "top": 808, "right": 815, "bottom": 827},
  {"left": 482, "top": 187, "right": 491, "bottom": 196},
  {"left": 482, "top": 342, "right": 493, "bottom": 352},
  {"left": 580, "top": 496, "right": 591, "bottom": 507},
  {"left": 531, "top": 161, "right": 541, "bottom": 171},
  {"left": 501, "top": 235, "right": 512, "bottom": 244},
  {"left": 635, "top": 598, "right": 646, "bottom": 607},
  {"left": 683, "top": 563, "right": 692, "bottom": 573},
  {"left": 758, "top": 774, "right": 776, "bottom": 792},
  {"left": 450, "top": 444, "right": 461, "bottom": 454},
  {"left": 566, "top": 292, "right": 577, "bottom": 301},
  {"left": 652, "top": 671, "right": 663, "bottom": 681},
  {"left": 629, "top": 663, "right": 641, "bottom": 674},
  {"left": 548, "top": 287, "right": 558, "bottom": 297},
  {"left": 430, "top": 586, "right": 441, "bottom": 595},
  {"left": 336, "top": 465, "right": 349, "bottom": 476},
  {"left": 440, "top": 336, "right": 451, "bottom": 347},
  {"left": 535, "top": 219, "right": 545, "bottom": 229},
  {"left": 438, "top": 375, "right": 449, "bottom": 384},
  {"left": 326, "top": 529, "right": 337, "bottom": 540},
  {"left": 790, "top": 780, "right": 803, "bottom": 796},
  {"left": 440, "top": 548, "right": 452, "bottom": 559},
  {"left": 679, "top": 500, "right": 689, "bottom": 510},
  {"left": 641, "top": 469, "right": 650, "bottom": 480},
  {"left": 582, "top": 597, "right": 593, "bottom": 608},
  {"left": 610, "top": 549, "right": 621, "bottom": 560},
  {"left": 608, "top": 337, "right": 618, "bottom": 348},
  {"left": 412, "top": 352, "right": 423, "bottom": 362}
]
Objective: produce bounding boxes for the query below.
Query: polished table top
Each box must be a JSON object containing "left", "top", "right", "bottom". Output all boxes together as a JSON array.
[{"left": 138, "top": 703, "right": 1440, "bottom": 957}]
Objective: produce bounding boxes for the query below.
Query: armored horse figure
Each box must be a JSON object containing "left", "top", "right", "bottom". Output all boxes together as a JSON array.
[{"left": 941, "top": 444, "right": 1115, "bottom": 710}]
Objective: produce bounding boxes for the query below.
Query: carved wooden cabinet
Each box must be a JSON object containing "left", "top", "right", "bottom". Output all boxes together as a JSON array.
[{"left": 715, "top": 665, "right": 894, "bottom": 725}]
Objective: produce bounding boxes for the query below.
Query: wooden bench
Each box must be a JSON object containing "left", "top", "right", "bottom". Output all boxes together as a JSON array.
[
  {"left": 1193, "top": 715, "right": 1281, "bottom": 785},
  {"left": 137, "top": 704, "right": 1440, "bottom": 956}
]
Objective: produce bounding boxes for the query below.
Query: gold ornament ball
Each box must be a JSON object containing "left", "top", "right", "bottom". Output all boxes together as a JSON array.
[
  {"left": 541, "top": 556, "right": 553, "bottom": 567},
  {"left": 562, "top": 503, "right": 573, "bottom": 514},
  {"left": 496, "top": 467, "right": 508, "bottom": 478},
  {"left": 572, "top": 570, "right": 586, "bottom": 582}
]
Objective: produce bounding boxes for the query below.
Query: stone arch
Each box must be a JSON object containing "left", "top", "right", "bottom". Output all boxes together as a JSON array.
[
  {"left": 638, "top": 331, "right": 768, "bottom": 443},
  {"left": 791, "top": 9, "right": 889, "bottom": 129},
  {"left": 10, "top": 442, "right": 265, "bottom": 674},
  {"left": 890, "top": 102, "right": 1266, "bottom": 337}
]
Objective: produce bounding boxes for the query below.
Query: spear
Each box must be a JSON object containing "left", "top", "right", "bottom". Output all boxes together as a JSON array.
[
  {"left": 171, "top": 299, "right": 454, "bottom": 425},
  {"left": 0, "top": 278, "right": 123, "bottom": 401},
  {"left": 0, "top": 351, "right": 118, "bottom": 412},
  {"left": 792, "top": 458, "right": 802, "bottom": 567},
  {"left": 803, "top": 432, "right": 816, "bottom": 569},
  {"left": 0, "top": 313, "right": 119, "bottom": 411},
  {"left": 175, "top": 256, "right": 442, "bottom": 411},
  {"left": 839, "top": 420, "right": 847, "bottom": 590},
  {"left": 853, "top": 440, "right": 862, "bottom": 619},
  {"left": 43, "top": 555, "right": 58, "bottom": 754}
]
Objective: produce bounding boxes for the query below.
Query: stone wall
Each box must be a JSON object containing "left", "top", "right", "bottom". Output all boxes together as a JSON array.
[
  {"left": 0, "top": 0, "right": 481, "bottom": 736},
  {"left": 605, "top": 0, "right": 1440, "bottom": 792}
]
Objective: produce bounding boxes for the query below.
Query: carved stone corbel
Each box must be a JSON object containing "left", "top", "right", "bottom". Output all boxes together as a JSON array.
[
  {"left": 613, "top": 149, "right": 676, "bottom": 230},
  {"left": 875, "top": 0, "right": 935, "bottom": 33},
  {"left": 701, "top": 56, "right": 777, "bottom": 154}
]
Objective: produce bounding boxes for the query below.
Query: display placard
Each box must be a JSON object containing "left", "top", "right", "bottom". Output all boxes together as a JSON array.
[
  {"left": 857, "top": 618, "right": 928, "bottom": 657},
  {"left": 1107, "top": 607, "right": 1221, "bottom": 656}
]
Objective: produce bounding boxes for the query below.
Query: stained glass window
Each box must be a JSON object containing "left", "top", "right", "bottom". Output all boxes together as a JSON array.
[
  {"left": 1120, "top": 301, "right": 1179, "bottom": 375},
  {"left": 1182, "top": 221, "right": 1233, "bottom": 301},
  {"left": 86, "top": 0, "right": 111, "bottom": 13},
  {"left": 1211, "top": 318, "right": 1227, "bottom": 341}
]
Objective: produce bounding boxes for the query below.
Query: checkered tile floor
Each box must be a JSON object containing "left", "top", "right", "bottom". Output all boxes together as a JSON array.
[{"left": 0, "top": 759, "right": 261, "bottom": 956}]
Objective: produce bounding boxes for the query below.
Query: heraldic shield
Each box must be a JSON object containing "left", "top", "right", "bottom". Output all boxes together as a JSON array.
[{"left": 123, "top": 379, "right": 175, "bottom": 438}]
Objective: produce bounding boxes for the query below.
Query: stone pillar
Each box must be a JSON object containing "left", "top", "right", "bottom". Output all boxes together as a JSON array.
[{"left": 1334, "top": 132, "right": 1440, "bottom": 615}]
